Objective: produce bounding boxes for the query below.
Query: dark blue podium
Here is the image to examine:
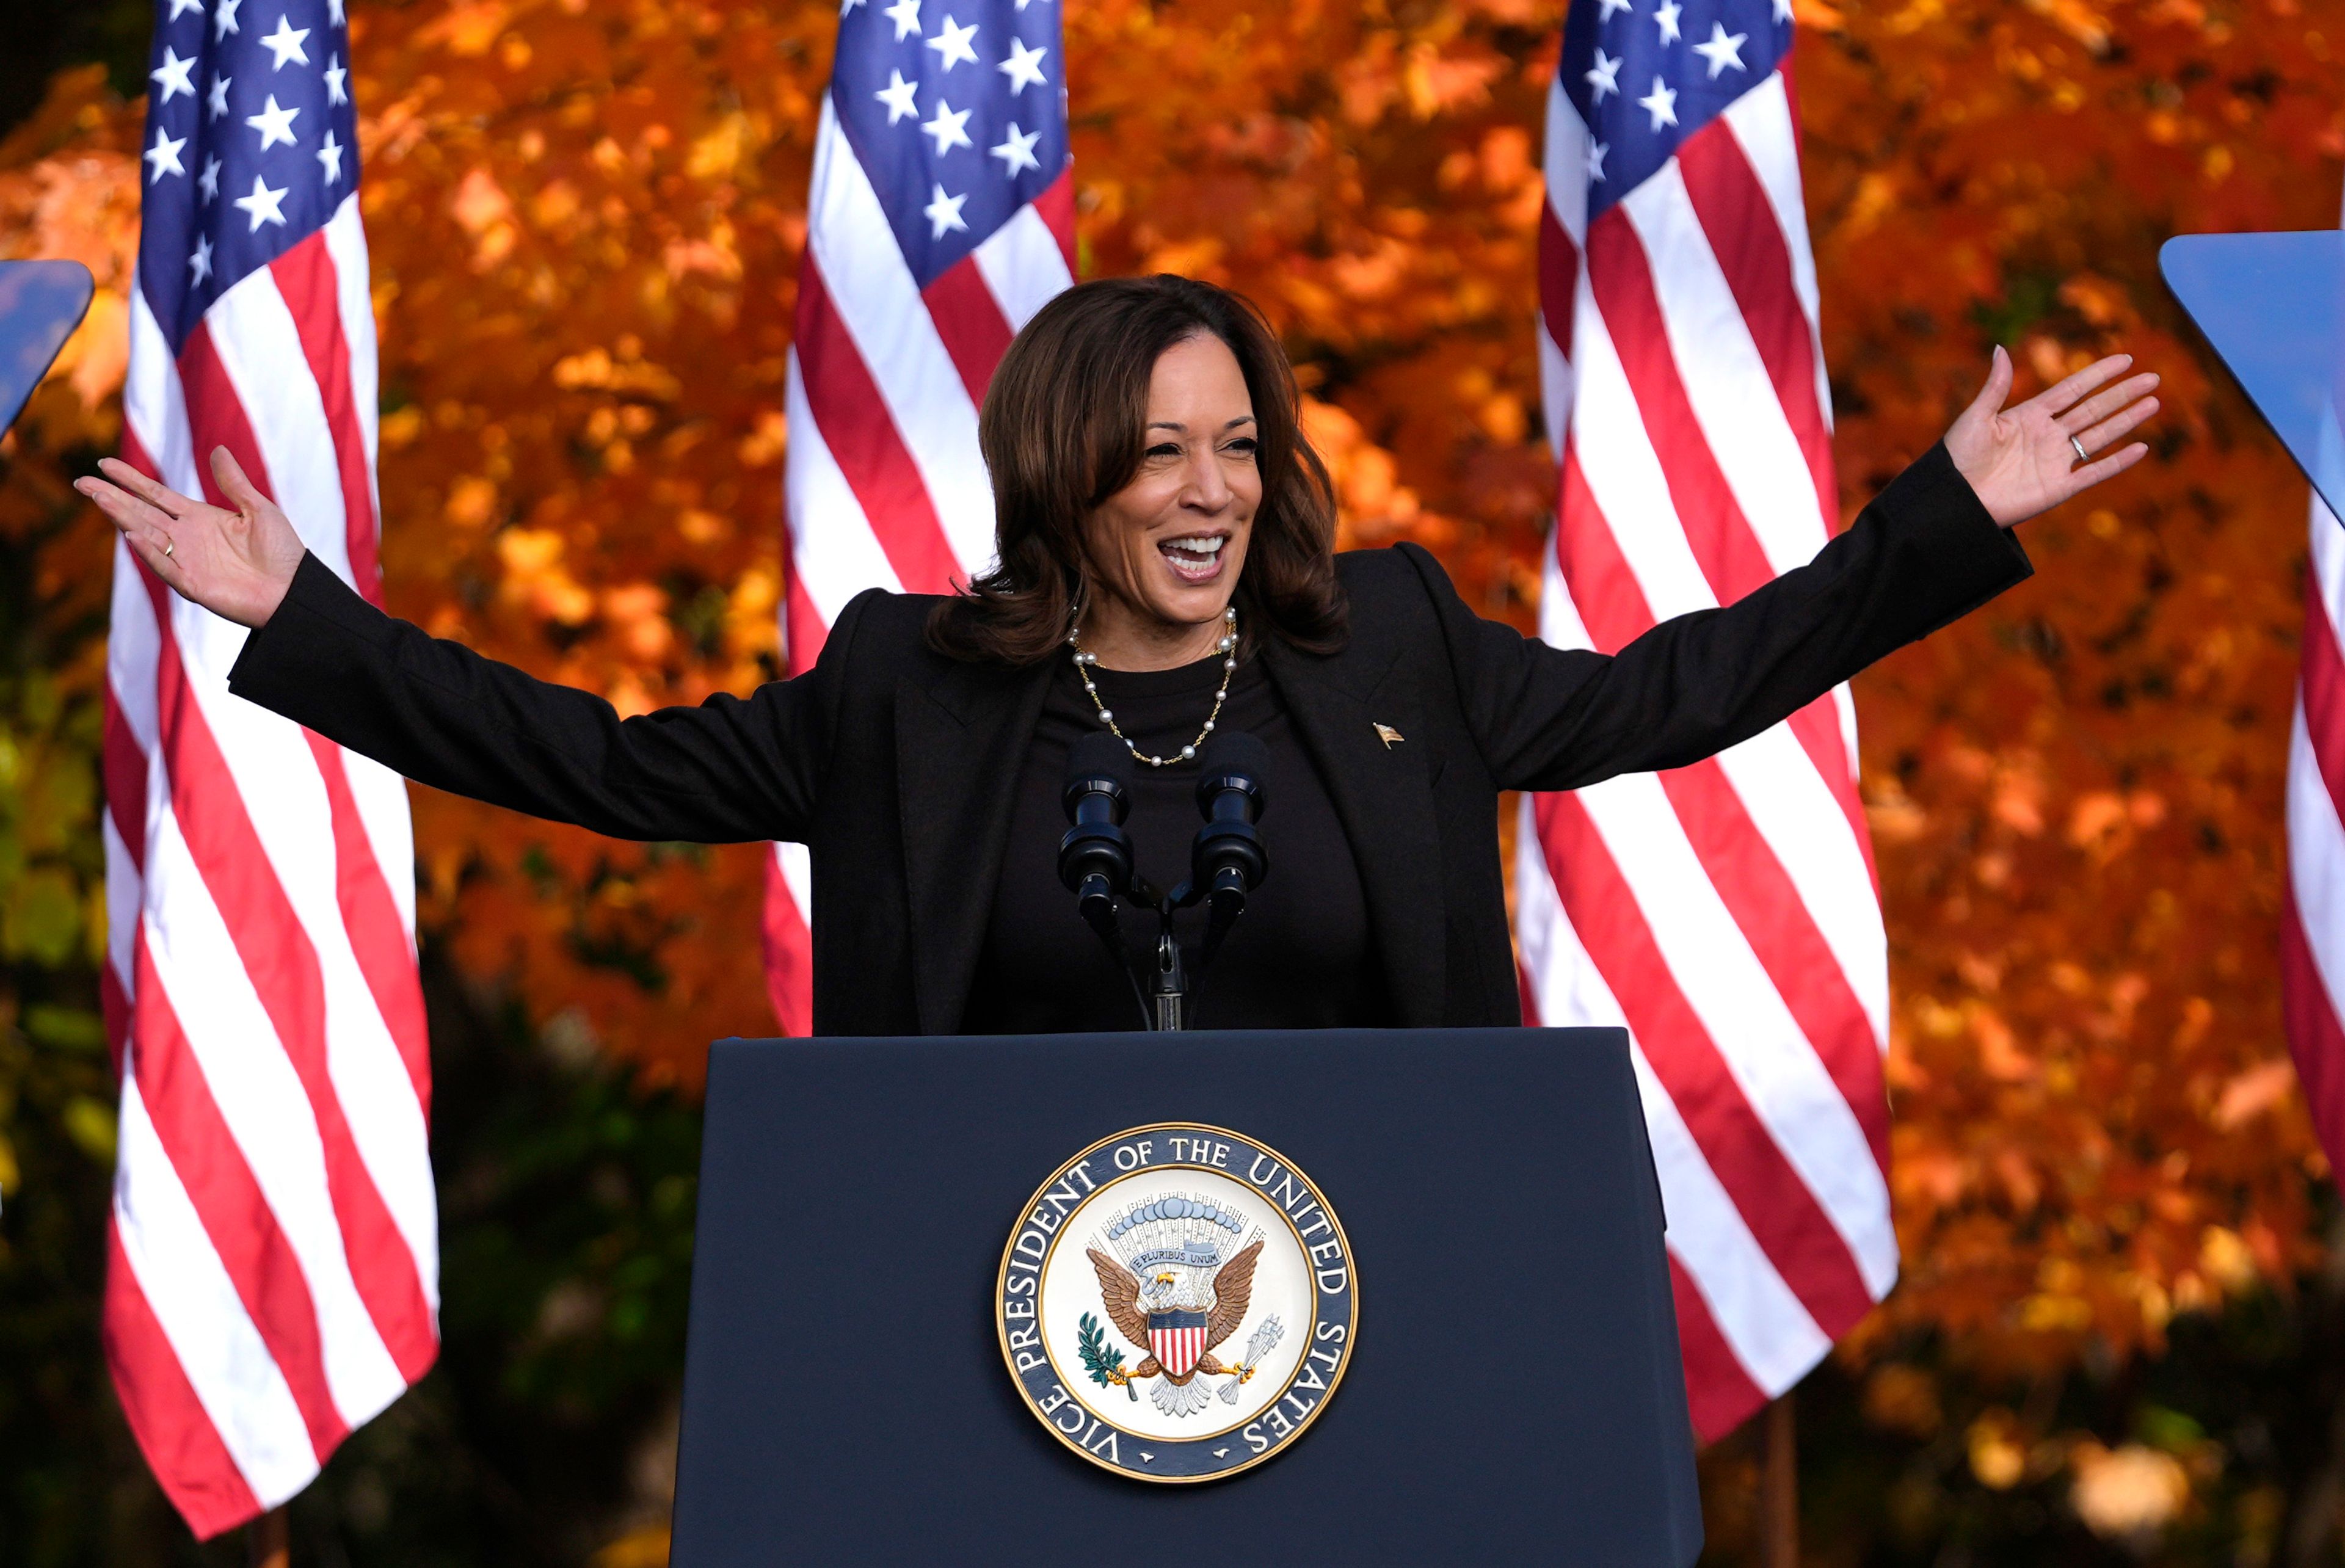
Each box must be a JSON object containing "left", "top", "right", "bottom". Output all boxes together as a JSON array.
[{"left": 671, "top": 1027, "right": 1703, "bottom": 1565}]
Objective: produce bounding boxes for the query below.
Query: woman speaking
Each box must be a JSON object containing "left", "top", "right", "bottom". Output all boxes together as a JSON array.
[{"left": 77, "top": 275, "right": 2157, "bottom": 1036}]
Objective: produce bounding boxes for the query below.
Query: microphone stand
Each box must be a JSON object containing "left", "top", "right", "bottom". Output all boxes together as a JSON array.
[
  {"left": 1060, "top": 731, "right": 1268, "bottom": 1033},
  {"left": 1144, "top": 876, "right": 1210, "bottom": 1032},
  {"left": 1056, "top": 866, "right": 1212, "bottom": 1032},
  {"left": 1152, "top": 928, "right": 1189, "bottom": 1032},
  {"left": 1094, "top": 874, "right": 1163, "bottom": 1033}
]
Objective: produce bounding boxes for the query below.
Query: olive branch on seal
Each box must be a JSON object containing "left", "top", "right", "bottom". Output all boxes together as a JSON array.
[{"left": 1076, "top": 1312, "right": 1137, "bottom": 1401}]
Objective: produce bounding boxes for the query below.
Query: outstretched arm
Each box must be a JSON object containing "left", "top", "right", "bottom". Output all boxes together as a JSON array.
[
  {"left": 1428, "top": 350, "right": 2158, "bottom": 793},
  {"left": 77, "top": 448, "right": 847, "bottom": 844}
]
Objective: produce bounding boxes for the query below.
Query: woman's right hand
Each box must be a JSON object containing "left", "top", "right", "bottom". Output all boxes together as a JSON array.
[{"left": 75, "top": 446, "right": 308, "bottom": 629}]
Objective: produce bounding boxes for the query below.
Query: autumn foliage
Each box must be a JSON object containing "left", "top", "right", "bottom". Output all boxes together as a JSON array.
[{"left": 4, "top": 0, "right": 2345, "bottom": 1549}]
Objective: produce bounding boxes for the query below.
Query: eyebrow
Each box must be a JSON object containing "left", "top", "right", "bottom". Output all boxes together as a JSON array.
[{"left": 1146, "top": 416, "right": 1259, "bottom": 432}]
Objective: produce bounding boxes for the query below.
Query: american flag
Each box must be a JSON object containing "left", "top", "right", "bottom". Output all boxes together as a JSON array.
[
  {"left": 106, "top": 0, "right": 435, "bottom": 1535},
  {"left": 763, "top": 0, "right": 1074, "bottom": 1032},
  {"left": 1517, "top": 0, "right": 1895, "bottom": 1436},
  {"left": 2283, "top": 182, "right": 2345, "bottom": 1183}
]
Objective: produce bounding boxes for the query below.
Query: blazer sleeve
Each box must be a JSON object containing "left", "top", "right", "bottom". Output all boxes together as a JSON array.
[
  {"left": 227, "top": 551, "right": 874, "bottom": 843},
  {"left": 1407, "top": 443, "right": 2034, "bottom": 794}
]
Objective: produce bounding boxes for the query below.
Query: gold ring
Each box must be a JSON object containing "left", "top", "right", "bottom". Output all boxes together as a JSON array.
[{"left": 162, "top": 538, "right": 174, "bottom": 557}]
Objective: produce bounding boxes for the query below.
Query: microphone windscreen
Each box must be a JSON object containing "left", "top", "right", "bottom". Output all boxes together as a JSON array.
[
  {"left": 1198, "top": 729, "right": 1271, "bottom": 789},
  {"left": 1065, "top": 730, "right": 1134, "bottom": 792}
]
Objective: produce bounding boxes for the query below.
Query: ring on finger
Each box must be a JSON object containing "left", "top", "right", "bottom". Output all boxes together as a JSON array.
[
  {"left": 162, "top": 537, "right": 175, "bottom": 558},
  {"left": 2070, "top": 434, "right": 2090, "bottom": 464}
]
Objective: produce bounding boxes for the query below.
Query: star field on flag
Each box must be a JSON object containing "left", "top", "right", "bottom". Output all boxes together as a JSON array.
[
  {"left": 827, "top": 0, "right": 1069, "bottom": 287},
  {"left": 137, "top": 0, "right": 360, "bottom": 349}
]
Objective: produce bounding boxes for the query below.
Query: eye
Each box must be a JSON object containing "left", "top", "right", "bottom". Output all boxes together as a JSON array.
[
  {"left": 1146, "top": 441, "right": 1182, "bottom": 459},
  {"left": 1224, "top": 437, "right": 1258, "bottom": 457}
]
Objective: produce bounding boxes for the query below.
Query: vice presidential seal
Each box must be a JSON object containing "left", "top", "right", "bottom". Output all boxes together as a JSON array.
[{"left": 995, "top": 1123, "right": 1356, "bottom": 1482}]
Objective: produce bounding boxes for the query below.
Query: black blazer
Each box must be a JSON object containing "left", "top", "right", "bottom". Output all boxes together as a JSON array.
[{"left": 228, "top": 444, "right": 2030, "bottom": 1036}]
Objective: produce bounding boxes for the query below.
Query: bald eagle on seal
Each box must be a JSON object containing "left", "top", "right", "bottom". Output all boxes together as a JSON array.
[{"left": 1086, "top": 1236, "right": 1264, "bottom": 1418}]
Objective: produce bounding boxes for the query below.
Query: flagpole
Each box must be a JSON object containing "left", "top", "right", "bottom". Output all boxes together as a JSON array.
[
  {"left": 1761, "top": 1392, "right": 1799, "bottom": 1567},
  {"left": 247, "top": 1506, "right": 288, "bottom": 1568}
]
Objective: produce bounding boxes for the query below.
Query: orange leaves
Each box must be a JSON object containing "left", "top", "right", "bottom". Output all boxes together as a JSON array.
[
  {"left": 683, "top": 115, "right": 749, "bottom": 184},
  {"left": 2068, "top": 1442, "right": 2192, "bottom": 1536},
  {"left": 496, "top": 528, "right": 595, "bottom": 626},
  {"left": 450, "top": 168, "right": 519, "bottom": 269},
  {"left": 45, "top": 290, "right": 128, "bottom": 418},
  {"left": 1402, "top": 44, "right": 1505, "bottom": 121},
  {"left": 2019, "top": 0, "right": 2115, "bottom": 59},
  {"left": 444, "top": 474, "right": 500, "bottom": 531},
  {"left": 1967, "top": 1408, "right": 2040, "bottom": 1489},
  {"left": 1303, "top": 398, "right": 1435, "bottom": 547},
  {"left": 2211, "top": 1058, "right": 2298, "bottom": 1133},
  {"left": 734, "top": 410, "right": 785, "bottom": 470},
  {"left": 413, "top": 0, "right": 515, "bottom": 57},
  {"left": 550, "top": 346, "right": 683, "bottom": 402},
  {"left": 600, "top": 584, "right": 674, "bottom": 666},
  {"left": 2064, "top": 788, "right": 2164, "bottom": 864},
  {"left": 2054, "top": 271, "right": 2133, "bottom": 330},
  {"left": 1863, "top": 1362, "right": 1946, "bottom": 1438}
]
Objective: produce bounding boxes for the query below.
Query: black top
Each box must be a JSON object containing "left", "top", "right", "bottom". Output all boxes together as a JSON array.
[
  {"left": 225, "top": 443, "right": 2032, "bottom": 1036},
  {"left": 963, "top": 653, "right": 1386, "bottom": 1033}
]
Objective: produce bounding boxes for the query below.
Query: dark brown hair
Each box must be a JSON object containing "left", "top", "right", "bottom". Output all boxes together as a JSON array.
[{"left": 926, "top": 275, "right": 1348, "bottom": 665}]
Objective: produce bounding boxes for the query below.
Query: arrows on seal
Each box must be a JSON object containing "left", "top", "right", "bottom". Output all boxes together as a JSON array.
[{"left": 1220, "top": 1314, "right": 1285, "bottom": 1404}]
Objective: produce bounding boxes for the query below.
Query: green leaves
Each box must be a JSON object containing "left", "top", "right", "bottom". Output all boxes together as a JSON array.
[
  {"left": 1076, "top": 1310, "right": 1127, "bottom": 1389},
  {"left": 0, "top": 868, "right": 81, "bottom": 968},
  {"left": 55, "top": 1095, "right": 112, "bottom": 1166}
]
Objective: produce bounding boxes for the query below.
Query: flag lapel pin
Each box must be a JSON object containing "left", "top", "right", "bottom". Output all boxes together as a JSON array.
[{"left": 1373, "top": 722, "right": 1404, "bottom": 749}]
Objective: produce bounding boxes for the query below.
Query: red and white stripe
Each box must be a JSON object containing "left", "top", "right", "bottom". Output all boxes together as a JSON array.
[
  {"left": 1519, "top": 64, "right": 1895, "bottom": 1439},
  {"left": 2281, "top": 188, "right": 2345, "bottom": 1183},
  {"left": 105, "top": 194, "right": 435, "bottom": 1537},
  {"left": 2285, "top": 480, "right": 2345, "bottom": 1173},
  {"left": 762, "top": 98, "right": 1074, "bottom": 1033},
  {"left": 1150, "top": 1321, "right": 1205, "bottom": 1377}
]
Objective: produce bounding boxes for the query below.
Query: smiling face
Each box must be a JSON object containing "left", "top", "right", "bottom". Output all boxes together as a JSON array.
[{"left": 1076, "top": 333, "right": 1261, "bottom": 670}]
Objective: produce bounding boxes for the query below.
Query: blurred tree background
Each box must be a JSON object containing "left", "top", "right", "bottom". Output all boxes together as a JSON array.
[{"left": 1, "top": 0, "right": 2342, "bottom": 1561}]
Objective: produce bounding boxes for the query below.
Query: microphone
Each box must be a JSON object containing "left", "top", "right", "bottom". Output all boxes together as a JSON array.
[
  {"left": 1190, "top": 731, "right": 1269, "bottom": 971},
  {"left": 1058, "top": 731, "right": 1136, "bottom": 940}
]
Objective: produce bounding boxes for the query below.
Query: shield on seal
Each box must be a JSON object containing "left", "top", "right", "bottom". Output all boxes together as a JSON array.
[{"left": 1147, "top": 1309, "right": 1209, "bottom": 1377}]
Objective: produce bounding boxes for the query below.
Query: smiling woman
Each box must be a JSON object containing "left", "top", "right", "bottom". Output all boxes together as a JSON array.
[
  {"left": 73, "top": 273, "right": 2155, "bottom": 1036},
  {"left": 929, "top": 275, "right": 1347, "bottom": 672}
]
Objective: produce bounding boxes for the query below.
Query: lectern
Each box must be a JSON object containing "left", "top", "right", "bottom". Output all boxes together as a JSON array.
[{"left": 672, "top": 1026, "right": 1703, "bottom": 1565}]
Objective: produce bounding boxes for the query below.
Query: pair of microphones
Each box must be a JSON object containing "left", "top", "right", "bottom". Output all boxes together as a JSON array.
[{"left": 1056, "top": 729, "right": 1270, "bottom": 1028}]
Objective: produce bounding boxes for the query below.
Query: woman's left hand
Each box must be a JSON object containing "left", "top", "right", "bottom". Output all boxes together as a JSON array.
[{"left": 1943, "top": 346, "right": 2159, "bottom": 529}]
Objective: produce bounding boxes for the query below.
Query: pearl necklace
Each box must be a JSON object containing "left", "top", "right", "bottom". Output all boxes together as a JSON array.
[{"left": 1067, "top": 606, "right": 1238, "bottom": 768}]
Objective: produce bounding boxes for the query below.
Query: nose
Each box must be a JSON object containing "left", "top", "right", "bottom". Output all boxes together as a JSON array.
[{"left": 1180, "top": 445, "right": 1231, "bottom": 513}]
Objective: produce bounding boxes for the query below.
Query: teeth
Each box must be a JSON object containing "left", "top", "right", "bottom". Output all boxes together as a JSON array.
[{"left": 1162, "top": 535, "right": 1224, "bottom": 557}]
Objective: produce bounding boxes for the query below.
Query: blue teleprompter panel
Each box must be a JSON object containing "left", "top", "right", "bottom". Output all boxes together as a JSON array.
[
  {"left": 0, "top": 260, "right": 94, "bottom": 435},
  {"left": 2161, "top": 231, "right": 2345, "bottom": 521}
]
